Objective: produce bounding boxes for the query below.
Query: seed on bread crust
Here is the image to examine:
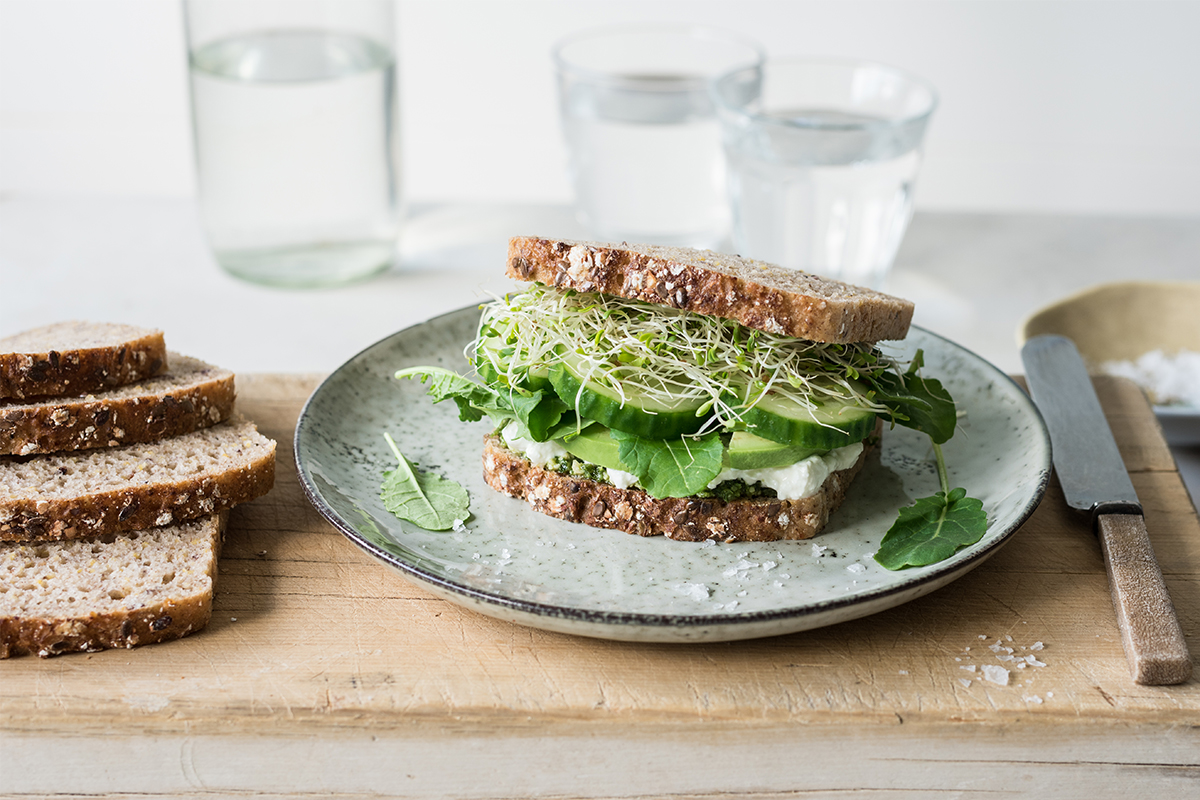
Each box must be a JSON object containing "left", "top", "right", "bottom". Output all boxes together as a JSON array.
[{"left": 481, "top": 434, "right": 871, "bottom": 543}]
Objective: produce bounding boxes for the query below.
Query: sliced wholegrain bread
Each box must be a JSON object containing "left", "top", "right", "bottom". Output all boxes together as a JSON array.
[
  {"left": 506, "top": 236, "right": 914, "bottom": 343},
  {"left": 0, "top": 418, "right": 275, "bottom": 542},
  {"left": 0, "top": 354, "right": 236, "bottom": 456},
  {"left": 481, "top": 433, "right": 870, "bottom": 543},
  {"left": 0, "top": 321, "right": 167, "bottom": 400},
  {"left": 0, "top": 514, "right": 225, "bottom": 658}
]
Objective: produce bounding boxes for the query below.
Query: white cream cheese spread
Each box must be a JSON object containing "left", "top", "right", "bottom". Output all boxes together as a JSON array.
[
  {"left": 706, "top": 442, "right": 863, "bottom": 501},
  {"left": 501, "top": 422, "right": 568, "bottom": 466}
]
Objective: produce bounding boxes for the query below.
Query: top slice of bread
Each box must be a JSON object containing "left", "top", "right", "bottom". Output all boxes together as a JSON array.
[
  {"left": 0, "top": 418, "right": 275, "bottom": 542},
  {"left": 506, "top": 237, "right": 914, "bottom": 343},
  {"left": 0, "top": 321, "right": 167, "bottom": 400},
  {"left": 0, "top": 353, "right": 236, "bottom": 456}
]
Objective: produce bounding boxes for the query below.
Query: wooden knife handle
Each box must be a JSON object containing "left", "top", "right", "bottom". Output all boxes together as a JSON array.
[{"left": 1096, "top": 514, "right": 1193, "bottom": 685}]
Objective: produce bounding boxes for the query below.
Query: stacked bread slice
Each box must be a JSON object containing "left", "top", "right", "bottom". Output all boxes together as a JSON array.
[{"left": 0, "top": 322, "right": 276, "bottom": 657}]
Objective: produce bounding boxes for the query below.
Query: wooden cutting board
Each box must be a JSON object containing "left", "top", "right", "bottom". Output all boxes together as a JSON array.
[{"left": 4, "top": 374, "right": 1198, "bottom": 798}]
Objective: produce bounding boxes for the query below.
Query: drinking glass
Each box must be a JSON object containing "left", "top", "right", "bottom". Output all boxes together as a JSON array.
[
  {"left": 713, "top": 58, "right": 937, "bottom": 289},
  {"left": 185, "top": 0, "right": 401, "bottom": 288},
  {"left": 554, "top": 25, "right": 764, "bottom": 249}
]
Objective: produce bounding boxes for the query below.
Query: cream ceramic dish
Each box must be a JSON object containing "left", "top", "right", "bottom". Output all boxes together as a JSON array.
[
  {"left": 1019, "top": 281, "right": 1200, "bottom": 445},
  {"left": 295, "top": 306, "right": 1051, "bottom": 643}
]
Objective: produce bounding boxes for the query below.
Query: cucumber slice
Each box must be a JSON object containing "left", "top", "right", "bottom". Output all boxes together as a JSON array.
[
  {"left": 726, "top": 430, "right": 820, "bottom": 470},
  {"left": 549, "top": 350, "right": 710, "bottom": 439},
  {"left": 736, "top": 388, "right": 876, "bottom": 449}
]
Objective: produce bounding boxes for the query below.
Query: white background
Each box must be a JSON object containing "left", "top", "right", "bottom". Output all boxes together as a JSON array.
[{"left": 2, "top": 0, "right": 1199, "bottom": 215}]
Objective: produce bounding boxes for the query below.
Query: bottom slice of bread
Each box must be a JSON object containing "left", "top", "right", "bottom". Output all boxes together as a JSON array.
[
  {"left": 482, "top": 434, "right": 870, "bottom": 543},
  {"left": 0, "top": 514, "right": 225, "bottom": 658}
]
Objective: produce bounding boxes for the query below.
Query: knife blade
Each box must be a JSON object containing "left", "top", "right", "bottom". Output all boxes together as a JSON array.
[{"left": 1022, "top": 334, "right": 1191, "bottom": 685}]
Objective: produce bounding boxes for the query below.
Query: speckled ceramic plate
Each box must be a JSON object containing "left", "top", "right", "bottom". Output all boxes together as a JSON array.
[{"left": 295, "top": 306, "right": 1051, "bottom": 643}]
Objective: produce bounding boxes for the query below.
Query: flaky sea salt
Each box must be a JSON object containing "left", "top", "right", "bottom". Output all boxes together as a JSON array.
[
  {"left": 723, "top": 559, "right": 759, "bottom": 578},
  {"left": 676, "top": 583, "right": 711, "bottom": 602},
  {"left": 982, "top": 665, "right": 1010, "bottom": 686},
  {"left": 1102, "top": 349, "right": 1200, "bottom": 407},
  {"left": 847, "top": 563, "right": 866, "bottom": 574}
]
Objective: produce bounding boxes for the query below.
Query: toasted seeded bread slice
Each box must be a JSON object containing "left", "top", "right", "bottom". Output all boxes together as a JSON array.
[
  {"left": 0, "top": 514, "right": 225, "bottom": 658},
  {"left": 0, "top": 419, "right": 275, "bottom": 542},
  {"left": 0, "top": 354, "right": 236, "bottom": 456},
  {"left": 506, "top": 236, "right": 914, "bottom": 343},
  {"left": 0, "top": 321, "right": 167, "bottom": 400},
  {"left": 481, "top": 434, "right": 869, "bottom": 542}
]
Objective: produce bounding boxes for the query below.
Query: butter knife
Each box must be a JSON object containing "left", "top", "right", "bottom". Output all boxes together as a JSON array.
[{"left": 1022, "top": 334, "right": 1191, "bottom": 685}]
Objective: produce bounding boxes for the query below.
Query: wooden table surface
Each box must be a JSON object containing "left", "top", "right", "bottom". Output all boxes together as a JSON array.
[{"left": 4, "top": 373, "right": 1198, "bottom": 798}]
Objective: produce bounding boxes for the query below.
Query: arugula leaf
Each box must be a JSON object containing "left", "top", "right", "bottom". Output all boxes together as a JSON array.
[
  {"left": 869, "top": 350, "right": 958, "bottom": 445},
  {"left": 395, "top": 366, "right": 567, "bottom": 442},
  {"left": 503, "top": 389, "right": 568, "bottom": 442},
  {"left": 395, "top": 366, "right": 502, "bottom": 423},
  {"left": 874, "top": 442, "right": 988, "bottom": 569},
  {"left": 610, "top": 429, "right": 724, "bottom": 499},
  {"left": 380, "top": 433, "right": 470, "bottom": 531}
]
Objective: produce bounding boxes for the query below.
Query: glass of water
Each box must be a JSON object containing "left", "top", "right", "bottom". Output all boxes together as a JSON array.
[
  {"left": 184, "top": 0, "right": 401, "bottom": 288},
  {"left": 713, "top": 58, "right": 937, "bottom": 289},
  {"left": 554, "top": 25, "right": 764, "bottom": 249}
]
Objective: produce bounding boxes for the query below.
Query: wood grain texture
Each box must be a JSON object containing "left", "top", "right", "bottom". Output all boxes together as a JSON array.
[{"left": 3, "top": 373, "right": 1198, "bottom": 798}]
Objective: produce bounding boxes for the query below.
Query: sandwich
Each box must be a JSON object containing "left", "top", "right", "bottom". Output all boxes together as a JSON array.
[{"left": 397, "top": 237, "right": 974, "bottom": 557}]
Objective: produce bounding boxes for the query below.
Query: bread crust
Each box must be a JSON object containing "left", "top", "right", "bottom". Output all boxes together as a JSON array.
[
  {"left": 482, "top": 434, "right": 869, "bottom": 543},
  {"left": 0, "top": 514, "right": 225, "bottom": 658},
  {"left": 0, "top": 323, "right": 167, "bottom": 400},
  {"left": 0, "top": 355, "right": 236, "bottom": 456},
  {"left": 506, "top": 236, "right": 914, "bottom": 344},
  {"left": 0, "top": 422, "right": 276, "bottom": 543}
]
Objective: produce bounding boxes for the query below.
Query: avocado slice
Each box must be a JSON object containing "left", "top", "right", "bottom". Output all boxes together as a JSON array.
[
  {"left": 562, "top": 426, "right": 822, "bottom": 473},
  {"left": 727, "top": 430, "right": 820, "bottom": 470},
  {"left": 558, "top": 425, "right": 627, "bottom": 472}
]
